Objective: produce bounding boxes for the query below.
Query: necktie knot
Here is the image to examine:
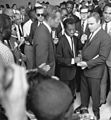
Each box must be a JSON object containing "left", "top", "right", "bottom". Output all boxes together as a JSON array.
[{"left": 81, "top": 21, "right": 85, "bottom": 27}]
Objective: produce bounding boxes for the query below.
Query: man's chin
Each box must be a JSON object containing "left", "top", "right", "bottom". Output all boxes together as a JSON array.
[{"left": 105, "top": 19, "right": 110, "bottom": 23}]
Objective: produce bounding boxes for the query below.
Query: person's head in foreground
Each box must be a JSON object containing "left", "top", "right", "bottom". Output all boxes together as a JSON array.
[{"left": 27, "top": 76, "right": 74, "bottom": 120}]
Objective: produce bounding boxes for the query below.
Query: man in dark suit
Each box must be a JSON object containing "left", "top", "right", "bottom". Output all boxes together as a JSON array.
[
  {"left": 56, "top": 18, "right": 80, "bottom": 97},
  {"left": 33, "top": 5, "right": 61, "bottom": 76},
  {"left": 77, "top": 12, "right": 111, "bottom": 119},
  {"left": 29, "top": 6, "right": 45, "bottom": 44}
]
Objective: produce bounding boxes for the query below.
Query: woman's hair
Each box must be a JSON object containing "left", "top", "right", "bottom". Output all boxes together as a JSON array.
[{"left": 0, "top": 14, "right": 12, "bottom": 41}]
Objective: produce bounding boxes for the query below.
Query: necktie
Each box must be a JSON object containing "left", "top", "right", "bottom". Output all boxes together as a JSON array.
[
  {"left": 18, "top": 25, "right": 23, "bottom": 37},
  {"left": 88, "top": 33, "right": 93, "bottom": 42},
  {"left": 38, "top": 22, "right": 42, "bottom": 27},
  {"left": 81, "top": 21, "right": 85, "bottom": 32},
  {"left": 71, "top": 37, "right": 75, "bottom": 57},
  {"left": 105, "top": 22, "right": 108, "bottom": 33}
]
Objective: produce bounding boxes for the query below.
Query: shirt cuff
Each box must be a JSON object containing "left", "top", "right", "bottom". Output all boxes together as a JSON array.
[{"left": 71, "top": 58, "right": 75, "bottom": 64}]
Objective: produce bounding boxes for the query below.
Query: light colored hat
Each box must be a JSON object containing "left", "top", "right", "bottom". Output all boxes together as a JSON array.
[
  {"left": 34, "top": 3, "right": 42, "bottom": 7},
  {"left": 81, "top": 8, "right": 88, "bottom": 13}
]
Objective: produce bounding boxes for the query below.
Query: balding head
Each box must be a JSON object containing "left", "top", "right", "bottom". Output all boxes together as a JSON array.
[{"left": 28, "top": 78, "right": 73, "bottom": 120}]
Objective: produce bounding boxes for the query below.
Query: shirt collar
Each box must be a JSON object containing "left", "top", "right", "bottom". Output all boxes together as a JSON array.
[
  {"left": 93, "top": 26, "right": 101, "bottom": 35},
  {"left": 90, "top": 26, "right": 101, "bottom": 40},
  {"left": 65, "top": 33, "right": 71, "bottom": 39},
  {"left": 104, "top": 21, "right": 111, "bottom": 25},
  {"left": 81, "top": 19, "right": 87, "bottom": 25},
  {"left": 43, "top": 21, "right": 52, "bottom": 33}
]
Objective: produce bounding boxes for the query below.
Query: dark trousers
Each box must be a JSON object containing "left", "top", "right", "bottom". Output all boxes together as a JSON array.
[
  {"left": 24, "top": 44, "right": 33, "bottom": 69},
  {"left": 61, "top": 79, "right": 75, "bottom": 97},
  {"left": 80, "top": 74, "right": 101, "bottom": 116}
]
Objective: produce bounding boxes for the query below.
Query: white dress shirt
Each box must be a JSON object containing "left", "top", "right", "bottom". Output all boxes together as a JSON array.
[
  {"left": 102, "top": 21, "right": 111, "bottom": 34},
  {"left": 43, "top": 21, "right": 52, "bottom": 33},
  {"left": 65, "top": 33, "right": 75, "bottom": 64},
  {"left": 23, "top": 19, "right": 33, "bottom": 37}
]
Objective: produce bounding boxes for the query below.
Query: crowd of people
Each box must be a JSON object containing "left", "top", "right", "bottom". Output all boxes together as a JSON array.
[{"left": 0, "top": 0, "right": 111, "bottom": 120}]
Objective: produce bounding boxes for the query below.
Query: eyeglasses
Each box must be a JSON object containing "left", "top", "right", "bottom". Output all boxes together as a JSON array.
[{"left": 37, "top": 13, "right": 44, "bottom": 17}]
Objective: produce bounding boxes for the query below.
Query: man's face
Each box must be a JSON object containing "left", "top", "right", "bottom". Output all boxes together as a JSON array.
[
  {"left": 103, "top": 6, "right": 111, "bottom": 23},
  {"left": 51, "top": 12, "right": 61, "bottom": 28},
  {"left": 66, "top": 3, "right": 73, "bottom": 14},
  {"left": 61, "top": 9, "right": 68, "bottom": 20},
  {"left": 65, "top": 24, "right": 75, "bottom": 37},
  {"left": 15, "top": 14, "right": 22, "bottom": 25},
  {"left": 88, "top": 17, "right": 100, "bottom": 32},
  {"left": 36, "top": 8, "right": 44, "bottom": 22},
  {"left": 80, "top": 11, "right": 89, "bottom": 21},
  {"left": 98, "top": 0, "right": 105, "bottom": 8},
  {"left": 20, "top": 8, "right": 25, "bottom": 15}
]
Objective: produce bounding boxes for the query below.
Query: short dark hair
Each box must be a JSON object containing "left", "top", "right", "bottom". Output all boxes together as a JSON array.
[
  {"left": 103, "top": 3, "right": 111, "bottom": 11},
  {"left": 0, "top": 14, "right": 12, "bottom": 41},
  {"left": 5, "top": 4, "right": 10, "bottom": 8},
  {"left": 28, "top": 2, "right": 31, "bottom": 5},
  {"left": 88, "top": 12, "right": 100, "bottom": 22},
  {"left": 35, "top": 6, "right": 44, "bottom": 12},
  {"left": 28, "top": 10, "right": 36, "bottom": 19},
  {"left": 0, "top": 5, "right": 4, "bottom": 8},
  {"left": 80, "top": 6, "right": 89, "bottom": 13},
  {"left": 63, "top": 18, "right": 76, "bottom": 29},
  {"left": 60, "top": 1, "right": 66, "bottom": 7},
  {"left": 11, "top": 3, "right": 16, "bottom": 8},
  {"left": 27, "top": 72, "right": 73, "bottom": 120},
  {"left": 66, "top": 1, "right": 74, "bottom": 7}
]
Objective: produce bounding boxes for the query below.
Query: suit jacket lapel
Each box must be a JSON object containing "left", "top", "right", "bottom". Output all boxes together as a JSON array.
[{"left": 83, "top": 29, "right": 101, "bottom": 49}]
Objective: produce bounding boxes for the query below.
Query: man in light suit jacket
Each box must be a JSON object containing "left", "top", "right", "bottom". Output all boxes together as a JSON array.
[
  {"left": 33, "top": 5, "right": 61, "bottom": 76},
  {"left": 77, "top": 12, "right": 111, "bottom": 120},
  {"left": 56, "top": 18, "right": 80, "bottom": 97}
]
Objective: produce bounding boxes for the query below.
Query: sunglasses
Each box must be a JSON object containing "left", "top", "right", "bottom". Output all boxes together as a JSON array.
[{"left": 37, "top": 13, "right": 44, "bottom": 17}]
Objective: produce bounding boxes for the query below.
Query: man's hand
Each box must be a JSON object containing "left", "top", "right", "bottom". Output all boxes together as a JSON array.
[
  {"left": 39, "top": 63, "right": 51, "bottom": 72},
  {"left": 81, "top": 34, "right": 87, "bottom": 44},
  {"left": 75, "top": 57, "right": 81, "bottom": 63},
  {"left": 53, "top": 38, "right": 59, "bottom": 44},
  {"left": 77, "top": 61, "right": 88, "bottom": 69}
]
